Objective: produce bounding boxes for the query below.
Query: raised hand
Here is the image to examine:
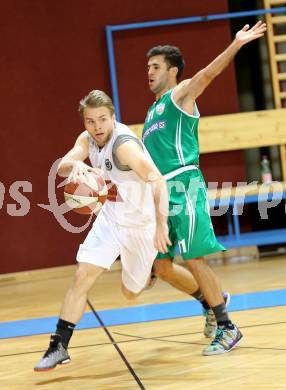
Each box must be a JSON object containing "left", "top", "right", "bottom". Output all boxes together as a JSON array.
[{"left": 235, "top": 21, "right": 267, "bottom": 46}]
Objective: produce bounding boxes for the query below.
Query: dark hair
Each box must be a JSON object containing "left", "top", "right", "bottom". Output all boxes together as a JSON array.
[
  {"left": 79, "top": 90, "right": 115, "bottom": 117},
  {"left": 146, "top": 45, "right": 185, "bottom": 80}
]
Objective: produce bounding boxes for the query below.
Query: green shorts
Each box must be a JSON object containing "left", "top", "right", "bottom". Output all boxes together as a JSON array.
[{"left": 157, "top": 169, "right": 225, "bottom": 260}]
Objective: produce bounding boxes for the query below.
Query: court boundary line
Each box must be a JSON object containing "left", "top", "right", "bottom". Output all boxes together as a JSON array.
[
  {"left": 87, "top": 299, "right": 145, "bottom": 390},
  {"left": 113, "top": 334, "right": 286, "bottom": 352},
  {"left": 1, "top": 320, "right": 286, "bottom": 359},
  {"left": 2, "top": 289, "right": 286, "bottom": 340}
]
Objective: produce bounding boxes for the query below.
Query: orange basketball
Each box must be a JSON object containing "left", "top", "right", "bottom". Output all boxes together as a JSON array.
[{"left": 64, "top": 173, "right": 108, "bottom": 215}]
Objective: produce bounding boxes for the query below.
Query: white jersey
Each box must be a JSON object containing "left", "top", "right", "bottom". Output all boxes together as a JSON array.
[{"left": 88, "top": 121, "right": 156, "bottom": 227}]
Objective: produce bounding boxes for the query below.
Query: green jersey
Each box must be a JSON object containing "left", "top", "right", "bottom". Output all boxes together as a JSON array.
[
  {"left": 142, "top": 88, "right": 225, "bottom": 259},
  {"left": 142, "top": 88, "right": 200, "bottom": 175}
]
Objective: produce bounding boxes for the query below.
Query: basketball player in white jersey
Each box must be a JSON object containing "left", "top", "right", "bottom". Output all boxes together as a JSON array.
[{"left": 34, "top": 90, "right": 171, "bottom": 371}]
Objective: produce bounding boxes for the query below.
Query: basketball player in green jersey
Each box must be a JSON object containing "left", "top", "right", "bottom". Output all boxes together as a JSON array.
[{"left": 143, "top": 21, "right": 266, "bottom": 355}]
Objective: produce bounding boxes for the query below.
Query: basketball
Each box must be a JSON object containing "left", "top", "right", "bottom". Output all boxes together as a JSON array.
[{"left": 64, "top": 173, "right": 108, "bottom": 215}]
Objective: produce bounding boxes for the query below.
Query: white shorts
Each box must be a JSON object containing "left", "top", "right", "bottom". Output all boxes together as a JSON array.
[{"left": 76, "top": 211, "right": 157, "bottom": 293}]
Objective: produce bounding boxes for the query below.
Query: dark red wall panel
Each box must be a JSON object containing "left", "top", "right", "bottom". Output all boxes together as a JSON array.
[{"left": 1, "top": 0, "right": 243, "bottom": 273}]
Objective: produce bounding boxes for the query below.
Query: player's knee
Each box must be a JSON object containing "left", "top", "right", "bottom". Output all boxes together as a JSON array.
[
  {"left": 125, "top": 291, "right": 138, "bottom": 300},
  {"left": 186, "top": 257, "right": 205, "bottom": 273},
  {"left": 153, "top": 259, "right": 173, "bottom": 280},
  {"left": 74, "top": 266, "right": 89, "bottom": 285},
  {"left": 121, "top": 285, "right": 139, "bottom": 300},
  {"left": 73, "top": 264, "right": 98, "bottom": 290}
]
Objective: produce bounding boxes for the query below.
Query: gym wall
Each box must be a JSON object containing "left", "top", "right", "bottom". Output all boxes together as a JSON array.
[{"left": 1, "top": 0, "right": 242, "bottom": 273}]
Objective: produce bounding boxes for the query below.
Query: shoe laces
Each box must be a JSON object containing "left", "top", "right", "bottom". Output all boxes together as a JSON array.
[{"left": 211, "top": 327, "right": 225, "bottom": 344}]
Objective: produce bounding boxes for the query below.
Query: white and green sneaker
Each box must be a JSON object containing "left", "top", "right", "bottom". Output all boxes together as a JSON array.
[
  {"left": 203, "top": 292, "right": 231, "bottom": 338},
  {"left": 203, "top": 324, "right": 243, "bottom": 355}
]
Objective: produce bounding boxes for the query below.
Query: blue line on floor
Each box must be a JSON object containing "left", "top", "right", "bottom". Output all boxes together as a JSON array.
[{"left": 1, "top": 289, "right": 285, "bottom": 339}]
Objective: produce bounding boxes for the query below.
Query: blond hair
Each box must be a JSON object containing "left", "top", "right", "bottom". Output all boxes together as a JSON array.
[{"left": 79, "top": 90, "right": 115, "bottom": 117}]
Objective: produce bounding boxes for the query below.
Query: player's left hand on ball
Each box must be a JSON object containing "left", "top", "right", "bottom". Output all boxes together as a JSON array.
[{"left": 154, "top": 223, "right": 171, "bottom": 254}]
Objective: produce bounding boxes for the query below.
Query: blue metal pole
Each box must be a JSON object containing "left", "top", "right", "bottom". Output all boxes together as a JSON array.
[
  {"left": 106, "top": 6, "right": 286, "bottom": 123},
  {"left": 109, "top": 7, "right": 286, "bottom": 32},
  {"left": 105, "top": 26, "right": 121, "bottom": 121}
]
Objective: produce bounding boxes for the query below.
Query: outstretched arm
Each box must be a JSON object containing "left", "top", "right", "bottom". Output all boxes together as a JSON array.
[
  {"left": 173, "top": 21, "right": 267, "bottom": 113},
  {"left": 116, "top": 140, "right": 171, "bottom": 253}
]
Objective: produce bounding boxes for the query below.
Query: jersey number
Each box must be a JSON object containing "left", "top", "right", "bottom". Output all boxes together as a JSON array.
[{"left": 178, "top": 239, "right": 187, "bottom": 254}]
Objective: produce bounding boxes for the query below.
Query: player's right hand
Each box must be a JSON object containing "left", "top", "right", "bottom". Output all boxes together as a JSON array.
[{"left": 154, "top": 222, "right": 171, "bottom": 254}]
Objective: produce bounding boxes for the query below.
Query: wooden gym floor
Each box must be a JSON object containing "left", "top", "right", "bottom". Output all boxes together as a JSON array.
[{"left": 0, "top": 254, "right": 286, "bottom": 390}]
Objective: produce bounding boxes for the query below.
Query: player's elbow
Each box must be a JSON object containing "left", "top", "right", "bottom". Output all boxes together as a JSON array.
[{"left": 57, "top": 160, "right": 68, "bottom": 177}]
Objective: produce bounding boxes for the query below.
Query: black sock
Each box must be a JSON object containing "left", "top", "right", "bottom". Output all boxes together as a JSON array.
[
  {"left": 212, "top": 303, "right": 233, "bottom": 328},
  {"left": 191, "top": 288, "right": 210, "bottom": 310},
  {"left": 56, "top": 318, "right": 76, "bottom": 348},
  {"left": 201, "top": 300, "right": 211, "bottom": 311}
]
